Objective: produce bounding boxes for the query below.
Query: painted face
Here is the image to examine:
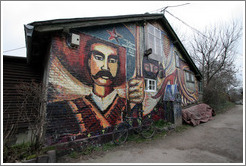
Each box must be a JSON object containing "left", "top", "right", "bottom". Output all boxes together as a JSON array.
[
  {"left": 89, "top": 43, "right": 119, "bottom": 86},
  {"left": 144, "top": 63, "right": 159, "bottom": 74},
  {"left": 143, "top": 57, "right": 159, "bottom": 79}
]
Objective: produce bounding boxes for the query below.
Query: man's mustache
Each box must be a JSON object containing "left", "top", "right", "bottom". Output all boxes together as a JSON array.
[{"left": 92, "top": 70, "right": 114, "bottom": 80}]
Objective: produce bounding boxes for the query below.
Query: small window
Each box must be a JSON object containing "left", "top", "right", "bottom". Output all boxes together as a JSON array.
[
  {"left": 175, "top": 51, "right": 180, "bottom": 68},
  {"left": 185, "top": 71, "right": 195, "bottom": 83},
  {"left": 198, "top": 81, "right": 203, "bottom": 93},
  {"left": 185, "top": 72, "right": 190, "bottom": 81},
  {"left": 185, "top": 71, "right": 195, "bottom": 91},
  {"left": 145, "top": 79, "right": 157, "bottom": 92},
  {"left": 191, "top": 74, "right": 194, "bottom": 82}
]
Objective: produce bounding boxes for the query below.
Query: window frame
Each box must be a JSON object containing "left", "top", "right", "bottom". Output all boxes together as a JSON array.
[
  {"left": 198, "top": 81, "right": 203, "bottom": 93},
  {"left": 174, "top": 51, "right": 180, "bottom": 68},
  {"left": 185, "top": 70, "right": 195, "bottom": 83},
  {"left": 146, "top": 24, "right": 164, "bottom": 61},
  {"left": 144, "top": 78, "right": 157, "bottom": 92},
  {"left": 184, "top": 70, "right": 196, "bottom": 91}
]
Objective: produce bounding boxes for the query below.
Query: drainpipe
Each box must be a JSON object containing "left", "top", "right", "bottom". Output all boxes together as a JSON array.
[{"left": 24, "top": 24, "right": 34, "bottom": 64}]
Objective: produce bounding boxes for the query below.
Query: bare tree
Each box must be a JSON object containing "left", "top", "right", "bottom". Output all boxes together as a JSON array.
[
  {"left": 189, "top": 20, "right": 242, "bottom": 88},
  {"left": 180, "top": 19, "right": 243, "bottom": 108},
  {"left": 3, "top": 80, "right": 46, "bottom": 162},
  {"left": 3, "top": 99, "right": 21, "bottom": 147},
  {"left": 16, "top": 80, "right": 47, "bottom": 151}
]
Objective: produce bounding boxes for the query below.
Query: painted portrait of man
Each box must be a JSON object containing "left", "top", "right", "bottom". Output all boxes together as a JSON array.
[
  {"left": 70, "top": 37, "right": 127, "bottom": 132},
  {"left": 46, "top": 31, "right": 144, "bottom": 143}
]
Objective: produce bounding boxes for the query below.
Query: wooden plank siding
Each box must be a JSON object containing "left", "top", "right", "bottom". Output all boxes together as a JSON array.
[{"left": 3, "top": 56, "right": 43, "bottom": 133}]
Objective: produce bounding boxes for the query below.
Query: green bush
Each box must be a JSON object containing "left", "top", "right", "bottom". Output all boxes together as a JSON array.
[
  {"left": 203, "top": 83, "right": 232, "bottom": 111},
  {"left": 211, "top": 101, "right": 235, "bottom": 114}
]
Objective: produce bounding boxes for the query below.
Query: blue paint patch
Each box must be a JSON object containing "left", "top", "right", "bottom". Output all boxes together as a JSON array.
[{"left": 164, "top": 84, "right": 179, "bottom": 101}]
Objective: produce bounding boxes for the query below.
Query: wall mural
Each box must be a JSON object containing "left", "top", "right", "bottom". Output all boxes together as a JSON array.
[
  {"left": 45, "top": 23, "right": 199, "bottom": 145},
  {"left": 46, "top": 23, "right": 144, "bottom": 144},
  {"left": 152, "top": 32, "right": 198, "bottom": 106}
]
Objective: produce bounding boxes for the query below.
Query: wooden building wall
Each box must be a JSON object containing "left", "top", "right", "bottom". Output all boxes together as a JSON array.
[{"left": 3, "top": 56, "right": 43, "bottom": 142}]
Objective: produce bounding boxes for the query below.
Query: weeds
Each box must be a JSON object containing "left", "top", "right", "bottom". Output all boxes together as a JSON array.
[
  {"left": 3, "top": 142, "right": 33, "bottom": 162},
  {"left": 26, "top": 154, "right": 37, "bottom": 160},
  {"left": 101, "top": 142, "right": 115, "bottom": 151},
  {"left": 41, "top": 145, "right": 56, "bottom": 154},
  {"left": 154, "top": 119, "right": 171, "bottom": 128},
  {"left": 80, "top": 145, "right": 95, "bottom": 155},
  {"left": 67, "top": 141, "right": 116, "bottom": 159},
  {"left": 3, "top": 142, "right": 56, "bottom": 163},
  {"left": 69, "top": 151, "right": 80, "bottom": 159},
  {"left": 174, "top": 124, "right": 190, "bottom": 132}
]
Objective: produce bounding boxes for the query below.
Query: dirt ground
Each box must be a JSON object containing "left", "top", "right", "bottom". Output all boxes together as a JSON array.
[{"left": 59, "top": 105, "right": 244, "bottom": 163}]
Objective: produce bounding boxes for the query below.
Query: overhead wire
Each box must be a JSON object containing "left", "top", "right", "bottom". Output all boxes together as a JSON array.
[
  {"left": 149, "top": 3, "right": 211, "bottom": 40},
  {"left": 164, "top": 10, "right": 209, "bottom": 39},
  {"left": 3, "top": 46, "right": 26, "bottom": 53},
  {"left": 160, "top": 3, "right": 190, "bottom": 13},
  {"left": 4, "top": 5, "right": 209, "bottom": 54},
  {"left": 149, "top": 3, "right": 190, "bottom": 13}
]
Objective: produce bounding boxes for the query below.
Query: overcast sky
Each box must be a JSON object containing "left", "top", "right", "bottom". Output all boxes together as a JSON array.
[{"left": 1, "top": 1, "right": 245, "bottom": 83}]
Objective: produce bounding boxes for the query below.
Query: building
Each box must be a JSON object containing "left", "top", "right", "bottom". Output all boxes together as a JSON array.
[{"left": 4, "top": 13, "right": 202, "bottom": 146}]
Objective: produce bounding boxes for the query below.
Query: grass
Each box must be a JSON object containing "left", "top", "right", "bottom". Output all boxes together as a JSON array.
[
  {"left": 81, "top": 145, "right": 97, "bottom": 155},
  {"left": 67, "top": 141, "right": 116, "bottom": 159},
  {"left": 69, "top": 151, "right": 80, "bottom": 159},
  {"left": 174, "top": 124, "right": 190, "bottom": 132},
  {"left": 154, "top": 119, "right": 171, "bottom": 128},
  {"left": 127, "top": 131, "right": 141, "bottom": 141},
  {"left": 101, "top": 142, "right": 116, "bottom": 151},
  {"left": 26, "top": 154, "right": 37, "bottom": 160},
  {"left": 68, "top": 146, "right": 95, "bottom": 159},
  {"left": 154, "top": 119, "right": 172, "bottom": 131},
  {"left": 41, "top": 145, "right": 56, "bottom": 154},
  {"left": 3, "top": 142, "right": 33, "bottom": 162},
  {"left": 3, "top": 142, "right": 56, "bottom": 162},
  {"left": 152, "top": 130, "right": 167, "bottom": 140}
]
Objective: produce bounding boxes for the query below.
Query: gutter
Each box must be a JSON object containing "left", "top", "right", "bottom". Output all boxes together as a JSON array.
[{"left": 24, "top": 24, "right": 34, "bottom": 64}]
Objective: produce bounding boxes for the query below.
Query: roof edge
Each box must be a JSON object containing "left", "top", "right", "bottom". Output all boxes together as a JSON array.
[
  {"left": 28, "top": 13, "right": 163, "bottom": 26},
  {"left": 24, "top": 13, "right": 202, "bottom": 79},
  {"left": 28, "top": 13, "right": 164, "bottom": 32}
]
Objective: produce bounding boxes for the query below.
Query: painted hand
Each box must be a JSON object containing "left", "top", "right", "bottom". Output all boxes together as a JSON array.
[{"left": 127, "top": 77, "right": 145, "bottom": 103}]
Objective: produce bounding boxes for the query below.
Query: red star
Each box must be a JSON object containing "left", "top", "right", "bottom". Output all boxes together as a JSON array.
[{"left": 107, "top": 28, "right": 122, "bottom": 43}]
